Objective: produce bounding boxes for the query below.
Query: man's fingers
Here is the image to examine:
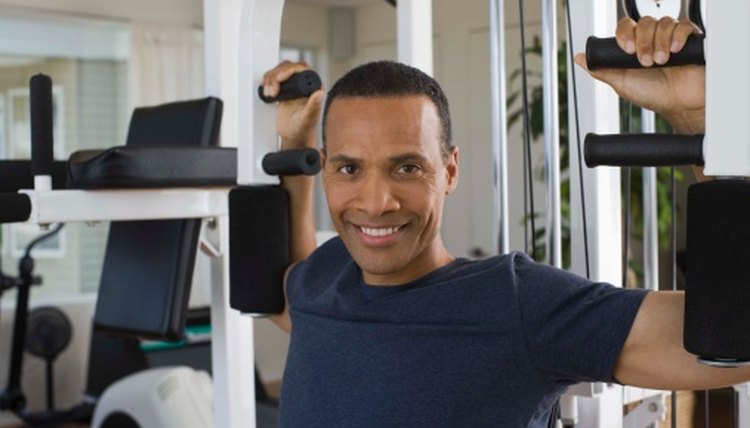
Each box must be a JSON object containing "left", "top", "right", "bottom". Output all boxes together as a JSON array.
[
  {"left": 615, "top": 17, "right": 638, "bottom": 54},
  {"left": 261, "top": 61, "right": 311, "bottom": 99},
  {"left": 671, "top": 20, "right": 702, "bottom": 53},
  {"left": 654, "top": 17, "right": 678, "bottom": 65},
  {"left": 634, "top": 16, "right": 658, "bottom": 67},
  {"left": 274, "top": 61, "right": 311, "bottom": 84}
]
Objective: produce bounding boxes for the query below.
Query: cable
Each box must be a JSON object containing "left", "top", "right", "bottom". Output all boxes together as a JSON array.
[
  {"left": 565, "top": 0, "right": 590, "bottom": 279},
  {"left": 622, "top": 102, "right": 633, "bottom": 289},
  {"left": 23, "top": 224, "right": 64, "bottom": 259},
  {"left": 518, "top": 0, "right": 537, "bottom": 260},
  {"left": 669, "top": 167, "right": 677, "bottom": 428}
]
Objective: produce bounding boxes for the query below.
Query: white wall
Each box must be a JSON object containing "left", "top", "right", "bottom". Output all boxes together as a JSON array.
[{"left": 0, "top": 0, "right": 202, "bottom": 27}]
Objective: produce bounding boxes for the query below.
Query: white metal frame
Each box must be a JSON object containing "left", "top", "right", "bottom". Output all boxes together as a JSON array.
[
  {"left": 566, "top": 0, "right": 625, "bottom": 426},
  {"left": 706, "top": 0, "right": 750, "bottom": 421},
  {"left": 397, "top": 0, "right": 433, "bottom": 75}
]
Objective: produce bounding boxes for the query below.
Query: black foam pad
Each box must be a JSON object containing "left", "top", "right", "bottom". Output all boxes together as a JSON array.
[
  {"left": 126, "top": 97, "right": 222, "bottom": 147},
  {"left": 684, "top": 180, "right": 750, "bottom": 360},
  {"left": 229, "top": 185, "right": 289, "bottom": 315},
  {"left": 0, "top": 193, "right": 31, "bottom": 223},
  {"left": 94, "top": 219, "right": 200, "bottom": 341}
]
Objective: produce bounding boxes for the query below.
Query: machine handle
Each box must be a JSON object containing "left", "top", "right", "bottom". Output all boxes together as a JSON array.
[
  {"left": 262, "top": 148, "right": 321, "bottom": 176},
  {"left": 585, "top": 133, "right": 704, "bottom": 167},
  {"left": 586, "top": 34, "right": 705, "bottom": 70},
  {"left": 30, "top": 74, "right": 54, "bottom": 178},
  {"left": 0, "top": 193, "right": 31, "bottom": 223},
  {"left": 258, "top": 70, "right": 322, "bottom": 103}
]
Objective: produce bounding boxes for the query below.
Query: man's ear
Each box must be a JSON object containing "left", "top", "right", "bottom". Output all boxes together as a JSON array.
[{"left": 445, "top": 146, "right": 459, "bottom": 195}]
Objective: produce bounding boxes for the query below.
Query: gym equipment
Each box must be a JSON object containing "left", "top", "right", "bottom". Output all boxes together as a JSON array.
[
  {"left": 622, "top": 0, "right": 681, "bottom": 22},
  {"left": 91, "top": 367, "right": 213, "bottom": 428},
  {"left": 256, "top": 69, "right": 321, "bottom": 103},
  {"left": 229, "top": 70, "right": 322, "bottom": 316},
  {"left": 25, "top": 306, "right": 73, "bottom": 411},
  {"left": 89, "top": 96, "right": 225, "bottom": 341},
  {"left": 581, "top": 23, "right": 750, "bottom": 367}
]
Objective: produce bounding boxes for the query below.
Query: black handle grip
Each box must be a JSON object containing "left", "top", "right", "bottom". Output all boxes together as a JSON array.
[
  {"left": 30, "top": 74, "right": 53, "bottom": 177},
  {"left": 258, "top": 70, "right": 322, "bottom": 103},
  {"left": 262, "top": 149, "right": 321, "bottom": 176},
  {"left": 586, "top": 34, "right": 705, "bottom": 70},
  {"left": 585, "top": 133, "right": 704, "bottom": 167},
  {"left": 0, "top": 193, "right": 31, "bottom": 223}
]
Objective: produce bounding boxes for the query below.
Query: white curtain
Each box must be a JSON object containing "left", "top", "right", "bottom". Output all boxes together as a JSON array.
[{"left": 129, "top": 23, "right": 204, "bottom": 109}]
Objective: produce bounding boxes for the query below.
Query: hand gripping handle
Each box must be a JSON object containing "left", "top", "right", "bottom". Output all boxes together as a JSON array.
[
  {"left": 258, "top": 70, "right": 322, "bottom": 103},
  {"left": 586, "top": 34, "right": 705, "bottom": 70}
]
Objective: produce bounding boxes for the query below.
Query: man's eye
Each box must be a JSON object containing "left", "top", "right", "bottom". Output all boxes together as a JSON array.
[
  {"left": 397, "top": 164, "right": 422, "bottom": 174},
  {"left": 338, "top": 165, "right": 358, "bottom": 175}
]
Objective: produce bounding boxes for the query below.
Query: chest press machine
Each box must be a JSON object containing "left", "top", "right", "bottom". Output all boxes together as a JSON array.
[
  {"left": 563, "top": 0, "right": 750, "bottom": 426},
  {"left": 0, "top": 5, "right": 320, "bottom": 427}
]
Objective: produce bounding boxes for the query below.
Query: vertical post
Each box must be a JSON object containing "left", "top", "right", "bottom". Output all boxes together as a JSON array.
[
  {"left": 704, "top": 0, "right": 750, "bottom": 176},
  {"left": 204, "top": 1, "right": 256, "bottom": 427},
  {"left": 567, "top": 0, "right": 623, "bottom": 426},
  {"left": 204, "top": 0, "right": 286, "bottom": 426},
  {"left": 542, "top": 0, "right": 561, "bottom": 268},
  {"left": 641, "top": 110, "right": 659, "bottom": 291},
  {"left": 397, "top": 0, "right": 433, "bottom": 75},
  {"left": 489, "top": 0, "right": 509, "bottom": 254}
]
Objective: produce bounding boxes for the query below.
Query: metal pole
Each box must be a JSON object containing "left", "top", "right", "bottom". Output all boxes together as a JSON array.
[
  {"left": 489, "top": 0, "right": 509, "bottom": 254},
  {"left": 641, "top": 109, "right": 659, "bottom": 291},
  {"left": 397, "top": 0, "right": 433, "bottom": 75},
  {"left": 542, "top": 0, "right": 561, "bottom": 267}
]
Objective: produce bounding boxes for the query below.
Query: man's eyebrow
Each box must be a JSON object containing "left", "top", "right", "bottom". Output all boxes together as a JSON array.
[
  {"left": 389, "top": 153, "right": 429, "bottom": 164},
  {"left": 327, "top": 154, "right": 360, "bottom": 164}
]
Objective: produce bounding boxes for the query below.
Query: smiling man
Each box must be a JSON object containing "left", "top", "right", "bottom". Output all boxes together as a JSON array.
[
  {"left": 259, "top": 18, "right": 750, "bottom": 428},
  {"left": 321, "top": 74, "right": 458, "bottom": 286}
]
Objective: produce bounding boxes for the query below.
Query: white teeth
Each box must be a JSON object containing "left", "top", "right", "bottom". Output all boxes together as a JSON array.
[{"left": 360, "top": 226, "right": 399, "bottom": 237}]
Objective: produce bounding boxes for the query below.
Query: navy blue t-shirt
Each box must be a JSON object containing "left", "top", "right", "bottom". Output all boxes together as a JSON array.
[{"left": 280, "top": 237, "right": 648, "bottom": 427}]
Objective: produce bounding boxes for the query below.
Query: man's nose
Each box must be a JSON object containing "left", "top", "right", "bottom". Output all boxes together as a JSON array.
[{"left": 354, "top": 173, "right": 400, "bottom": 217}]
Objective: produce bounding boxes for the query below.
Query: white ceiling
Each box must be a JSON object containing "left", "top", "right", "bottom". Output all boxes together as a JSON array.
[{"left": 287, "top": 0, "right": 385, "bottom": 8}]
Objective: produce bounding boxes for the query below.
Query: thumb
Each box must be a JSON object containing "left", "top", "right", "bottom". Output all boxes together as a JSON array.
[
  {"left": 305, "top": 89, "right": 325, "bottom": 115},
  {"left": 574, "top": 53, "right": 588, "bottom": 72},
  {"left": 575, "top": 52, "right": 625, "bottom": 94}
]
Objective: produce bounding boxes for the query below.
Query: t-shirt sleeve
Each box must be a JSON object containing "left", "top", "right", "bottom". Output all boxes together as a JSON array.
[{"left": 510, "top": 253, "right": 649, "bottom": 384}]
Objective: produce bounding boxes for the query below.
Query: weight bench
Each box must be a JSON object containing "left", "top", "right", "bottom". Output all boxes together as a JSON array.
[{"left": 76, "top": 96, "right": 233, "bottom": 341}]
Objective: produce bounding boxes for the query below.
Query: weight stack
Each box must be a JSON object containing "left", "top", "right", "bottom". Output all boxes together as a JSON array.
[
  {"left": 684, "top": 180, "right": 750, "bottom": 364},
  {"left": 229, "top": 185, "right": 289, "bottom": 315}
]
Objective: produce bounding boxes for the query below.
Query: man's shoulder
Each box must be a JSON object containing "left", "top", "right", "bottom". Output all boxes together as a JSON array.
[{"left": 287, "top": 236, "right": 354, "bottom": 286}]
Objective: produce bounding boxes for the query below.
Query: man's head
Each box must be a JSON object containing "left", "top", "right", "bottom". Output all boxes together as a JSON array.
[
  {"left": 321, "top": 61, "right": 459, "bottom": 286},
  {"left": 322, "top": 61, "right": 453, "bottom": 160}
]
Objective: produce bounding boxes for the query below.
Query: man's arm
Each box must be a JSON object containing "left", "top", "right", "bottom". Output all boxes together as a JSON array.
[
  {"left": 615, "top": 292, "right": 750, "bottom": 389},
  {"left": 260, "top": 61, "right": 324, "bottom": 334},
  {"left": 580, "top": 18, "right": 750, "bottom": 388}
]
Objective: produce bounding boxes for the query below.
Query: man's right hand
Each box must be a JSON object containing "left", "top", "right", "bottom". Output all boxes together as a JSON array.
[
  {"left": 260, "top": 60, "right": 324, "bottom": 150},
  {"left": 575, "top": 17, "right": 705, "bottom": 135},
  {"left": 261, "top": 61, "right": 324, "bottom": 334}
]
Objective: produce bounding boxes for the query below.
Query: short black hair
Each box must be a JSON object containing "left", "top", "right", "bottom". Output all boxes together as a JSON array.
[{"left": 322, "top": 60, "right": 453, "bottom": 160}]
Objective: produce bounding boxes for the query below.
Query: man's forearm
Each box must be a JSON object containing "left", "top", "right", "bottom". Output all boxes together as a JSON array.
[{"left": 282, "top": 174, "right": 317, "bottom": 263}]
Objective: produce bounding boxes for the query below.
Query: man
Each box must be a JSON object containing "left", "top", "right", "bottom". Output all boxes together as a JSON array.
[{"left": 259, "top": 17, "right": 740, "bottom": 426}]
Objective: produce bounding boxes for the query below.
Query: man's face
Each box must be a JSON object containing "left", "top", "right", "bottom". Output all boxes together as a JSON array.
[{"left": 322, "top": 95, "right": 459, "bottom": 285}]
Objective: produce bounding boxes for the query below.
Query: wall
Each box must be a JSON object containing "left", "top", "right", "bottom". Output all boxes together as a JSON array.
[{"left": 0, "top": 0, "right": 202, "bottom": 27}]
